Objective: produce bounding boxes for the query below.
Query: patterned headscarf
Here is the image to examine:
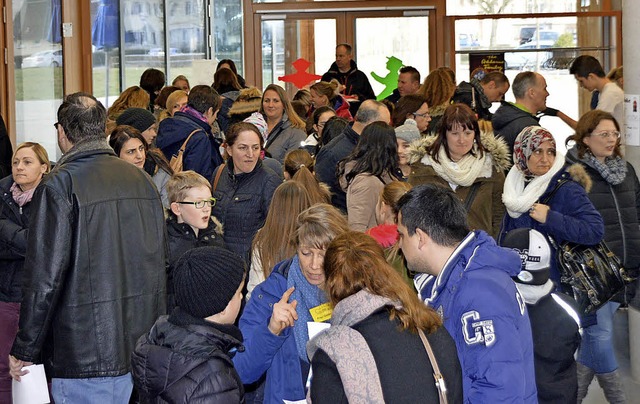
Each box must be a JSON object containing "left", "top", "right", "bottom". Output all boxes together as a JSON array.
[{"left": 513, "top": 126, "right": 556, "bottom": 177}]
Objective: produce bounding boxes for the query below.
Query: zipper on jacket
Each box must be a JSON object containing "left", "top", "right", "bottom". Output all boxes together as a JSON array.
[{"left": 609, "top": 183, "right": 627, "bottom": 265}]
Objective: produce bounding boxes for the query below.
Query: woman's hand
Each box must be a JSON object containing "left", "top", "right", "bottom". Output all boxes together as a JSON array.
[
  {"left": 529, "top": 203, "right": 550, "bottom": 224},
  {"left": 268, "top": 287, "right": 298, "bottom": 336}
]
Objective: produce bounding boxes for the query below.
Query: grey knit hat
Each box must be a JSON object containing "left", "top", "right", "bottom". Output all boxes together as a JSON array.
[
  {"left": 116, "top": 107, "right": 156, "bottom": 133},
  {"left": 174, "top": 247, "right": 246, "bottom": 318},
  {"left": 395, "top": 119, "right": 421, "bottom": 143}
]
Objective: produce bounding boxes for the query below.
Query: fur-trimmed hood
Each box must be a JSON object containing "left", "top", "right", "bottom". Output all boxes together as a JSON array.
[
  {"left": 564, "top": 162, "right": 592, "bottom": 193},
  {"left": 228, "top": 87, "right": 262, "bottom": 117},
  {"left": 407, "top": 130, "right": 512, "bottom": 172}
]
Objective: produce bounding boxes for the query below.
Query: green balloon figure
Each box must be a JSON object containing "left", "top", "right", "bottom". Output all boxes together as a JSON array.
[{"left": 371, "top": 56, "right": 404, "bottom": 101}]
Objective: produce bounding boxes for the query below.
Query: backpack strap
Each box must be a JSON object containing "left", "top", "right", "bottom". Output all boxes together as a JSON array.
[
  {"left": 463, "top": 182, "right": 481, "bottom": 212},
  {"left": 212, "top": 163, "right": 226, "bottom": 192}
]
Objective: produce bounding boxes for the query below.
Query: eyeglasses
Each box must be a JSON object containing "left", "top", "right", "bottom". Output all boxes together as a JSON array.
[
  {"left": 413, "top": 111, "right": 431, "bottom": 119},
  {"left": 54, "top": 122, "right": 60, "bottom": 130},
  {"left": 593, "top": 130, "right": 621, "bottom": 139},
  {"left": 176, "top": 198, "right": 216, "bottom": 209}
]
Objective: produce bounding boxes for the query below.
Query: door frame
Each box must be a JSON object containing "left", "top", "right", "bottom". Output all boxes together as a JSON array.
[{"left": 245, "top": 0, "right": 444, "bottom": 89}]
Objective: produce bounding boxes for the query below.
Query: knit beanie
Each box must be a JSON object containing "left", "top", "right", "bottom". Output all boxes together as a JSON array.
[
  {"left": 116, "top": 107, "right": 157, "bottom": 133},
  {"left": 500, "top": 228, "right": 551, "bottom": 286},
  {"left": 174, "top": 247, "right": 246, "bottom": 318},
  {"left": 395, "top": 118, "right": 421, "bottom": 143},
  {"left": 244, "top": 112, "right": 269, "bottom": 140}
]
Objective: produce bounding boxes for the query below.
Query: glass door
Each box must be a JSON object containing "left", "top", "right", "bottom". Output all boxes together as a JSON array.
[
  {"left": 258, "top": 9, "right": 431, "bottom": 101},
  {"left": 261, "top": 14, "right": 338, "bottom": 96},
  {"left": 352, "top": 12, "right": 430, "bottom": 99},
  {"left": 13, "top": 0, "right": 64, "bottom": 159}
]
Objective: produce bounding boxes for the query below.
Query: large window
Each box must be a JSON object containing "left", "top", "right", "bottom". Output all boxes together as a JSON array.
[
  {"left": 14, "top": 0, "right": 64, "bottom": 159},
  {"left": 90, "top": 0, "right": 241, "bottom": 108},
  {"left": 453, "top": 11, "right": 620, "bottom": 150}
]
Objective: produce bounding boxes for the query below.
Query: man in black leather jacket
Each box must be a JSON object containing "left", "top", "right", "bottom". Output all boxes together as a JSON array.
[{"left": 9, "top": 93, "right": 167, "bottom": 403}]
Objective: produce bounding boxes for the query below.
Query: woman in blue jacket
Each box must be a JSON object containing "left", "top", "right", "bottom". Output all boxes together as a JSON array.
[
  {"left": 500, "top": 125, "right": 604, "bottom": 285},
  {"left": 233, "top": 204, "right": 349, "bottom": 403}
]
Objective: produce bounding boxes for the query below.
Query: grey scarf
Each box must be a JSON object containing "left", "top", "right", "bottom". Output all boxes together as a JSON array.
[
  {"left": 307, "top": 290, "right": 401, "bottom": 403},
  {"left": 583, "top": 152, "right": 627, "bottom": 185}
]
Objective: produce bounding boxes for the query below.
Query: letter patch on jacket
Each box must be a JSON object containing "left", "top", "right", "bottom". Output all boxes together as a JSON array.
[{"left": 461, "top": 310, "right": 496, "bottom": 347}]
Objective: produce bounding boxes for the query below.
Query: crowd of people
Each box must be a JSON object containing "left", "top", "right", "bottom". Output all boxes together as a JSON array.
[{"left": 0, "top": 46, "right": 635, "bottom": 404}]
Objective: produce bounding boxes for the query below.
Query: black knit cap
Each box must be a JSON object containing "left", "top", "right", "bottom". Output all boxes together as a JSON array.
[
  {"left": 116, "top": 107, "right": 156, "bottom": 133},
  {"left": 174, "top": 247, "right": 246, "bottom": 318}
]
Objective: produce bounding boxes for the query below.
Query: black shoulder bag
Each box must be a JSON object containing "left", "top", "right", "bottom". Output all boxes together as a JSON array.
[{"left": 541, "top": 179, "right": 633, "bottom": 314}]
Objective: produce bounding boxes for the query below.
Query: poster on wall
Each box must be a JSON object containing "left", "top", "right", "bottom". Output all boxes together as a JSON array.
[
  {"left": 468, "top": 53, "right": 505, "bottom": 80},
  {"left": 624, "top": 94, "right": 640, "bottom": 146}
]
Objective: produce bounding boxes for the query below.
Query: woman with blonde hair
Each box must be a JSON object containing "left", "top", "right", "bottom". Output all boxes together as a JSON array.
[
  {"left": 284, "top": 149, "right": 331, "bottom": 204},
  {"left": 234, "top": 204, "right": 350, "bottom": 403},
  {"left": 310, "top": 80, "right": 352, "bottom": 120},
  {"left": 247, "top": 180, "right": 313, "bottom": 297},
  {"left": 419, "top": 68, "right": 457, "bottom": 133},
  {"left": 308, "top": 231, "right": 463, "bottom": 403},
  {"left": 158, "top": 89, "right": 188, "bottom": 122},
  {"left": 0, "top": 142, "right": 50, "bottom": 402},
  {"left": 260, "top": 84, "right": 306, "bottom": 163}
]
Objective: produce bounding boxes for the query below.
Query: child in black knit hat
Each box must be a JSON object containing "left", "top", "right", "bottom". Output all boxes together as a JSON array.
[{"left": 131, "top": 246, "right": 246, "bottom": 403}]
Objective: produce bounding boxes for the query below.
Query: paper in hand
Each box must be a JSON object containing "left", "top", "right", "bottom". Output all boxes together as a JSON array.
[{"left": 12, "top": 364, "right": 50, "bottom": 404}]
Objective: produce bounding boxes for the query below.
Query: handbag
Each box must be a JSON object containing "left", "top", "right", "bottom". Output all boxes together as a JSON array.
[
  {"left": 541, "top": 179, "right": 633, "bottom": 314},
  {"left": 169, "top": 128, "right": 202, "bottom": 173}
]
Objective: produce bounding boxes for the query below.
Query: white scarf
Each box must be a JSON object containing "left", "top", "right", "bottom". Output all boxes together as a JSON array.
[
  {"left": 502, "top": 152, "right": 565, "bottom": 218},
  {"left": 421, "top": 146, "right": 493, "bottom": 187}
]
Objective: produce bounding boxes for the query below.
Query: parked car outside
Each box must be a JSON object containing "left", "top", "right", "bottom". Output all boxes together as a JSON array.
[
  {"left": 22, "top": 49, "right": 63, "bottom": 68},
  {"left": 504, "top": 40, "right": 554, "bottom": 70}
]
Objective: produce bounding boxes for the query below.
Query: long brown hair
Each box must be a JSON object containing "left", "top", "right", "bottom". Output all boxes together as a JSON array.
[
  {"left": 252, "top": 181, "right": 313, "bottom": 279},
  {"left": 284, "top": 149, "right": 331, "bottom": 204},
  {"left": 324, "top": 231, "right": 442, "bottom": 333}
]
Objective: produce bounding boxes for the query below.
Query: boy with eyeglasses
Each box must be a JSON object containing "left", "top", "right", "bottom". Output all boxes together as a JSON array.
[{"left": 166, "top": 170, "right": 225, "bottom": 312}]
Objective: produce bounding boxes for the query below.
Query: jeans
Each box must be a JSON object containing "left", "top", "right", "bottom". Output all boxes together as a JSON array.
[
  {"left": 0, "top": 302, "right": 20, "bottom": 404},
  {"left": 52, "top": 373, "right": 133, "bottom": 404},
  {"left": 577, "top": 301, "right": 620, "bottom": 373}
]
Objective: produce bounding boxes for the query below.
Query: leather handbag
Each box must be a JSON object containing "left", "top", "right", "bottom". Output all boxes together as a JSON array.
[
  {"left": 550, "top": 237, "right": 629, "bottom": 314},
  {"left": 542, "top": 179, "right": 634, "bottom": 314}
]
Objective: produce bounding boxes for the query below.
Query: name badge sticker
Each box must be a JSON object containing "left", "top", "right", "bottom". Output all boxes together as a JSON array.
[{"left": 309, "top": 302, "right": 333, "bottom": 322}]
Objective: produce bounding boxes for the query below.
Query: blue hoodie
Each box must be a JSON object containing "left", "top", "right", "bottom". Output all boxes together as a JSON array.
[
  {"left": 416, "top": 230, "right": 538, "bottom": 403},
  {"left": 156, "top": 110, "right": 223, "bottom": 179}
]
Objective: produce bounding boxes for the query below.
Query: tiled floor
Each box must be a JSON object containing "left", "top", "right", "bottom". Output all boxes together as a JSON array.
[{"left": 582, "top": 308, "right": 640, "bottom": 404}]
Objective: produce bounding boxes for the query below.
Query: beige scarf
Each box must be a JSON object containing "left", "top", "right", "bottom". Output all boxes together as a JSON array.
[{"left": 421, "top": 146, "right": 493, "bottom": 187}]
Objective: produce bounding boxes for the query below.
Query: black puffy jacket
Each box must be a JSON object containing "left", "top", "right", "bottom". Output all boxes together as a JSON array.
[
  {"left": 10, "top": 141, "right": 167, "bottom": 378},
  {"left": 132, "top": 308, "right": 245, "bottom": 403},
  {"left": 211, "top": 159, "right": 280, "bottom": 264},
  {"left": 0, "top": 175, "right": 32, "bottom": 302},
  {"left": 566, "top": 148, "right": 640, "bottom": 271}
]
